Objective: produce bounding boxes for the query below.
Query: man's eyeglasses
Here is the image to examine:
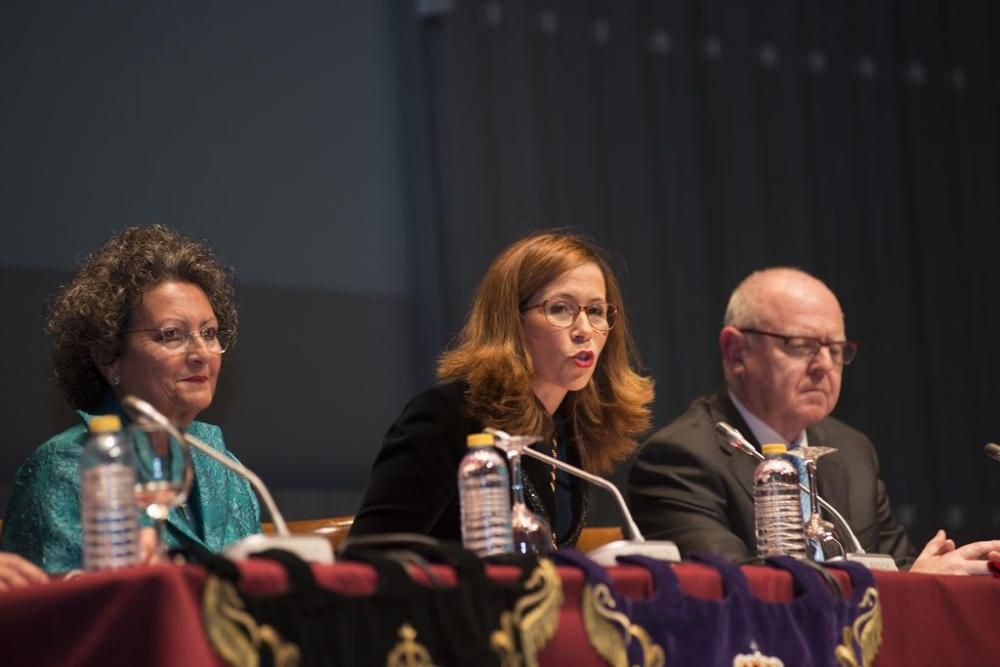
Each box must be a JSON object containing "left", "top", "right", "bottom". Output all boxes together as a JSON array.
[
  {"left": 124, "top": 326, "right": 232, "bottom": 354},
  {"left": 522, "top": 299, "right": 618, "bottom": 332},
  {"left": 739, "top": 328, "right": 859, "bottom": 366}
]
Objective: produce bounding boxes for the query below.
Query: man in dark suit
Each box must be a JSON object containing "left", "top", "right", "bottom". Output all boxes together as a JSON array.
[{"left": 629, "top": 267, "right": 1000, "bottom": 573}]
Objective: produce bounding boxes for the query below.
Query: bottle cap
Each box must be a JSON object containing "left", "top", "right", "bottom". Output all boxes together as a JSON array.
[
  {"left": 761, "top": 443, "right": 788, "bottom": 456},
  {"left": 467, "top": 433, "right": 494, "bottom": 447},
  {"left": 89, "top": 415, "right": 122, "bottom": 433}
]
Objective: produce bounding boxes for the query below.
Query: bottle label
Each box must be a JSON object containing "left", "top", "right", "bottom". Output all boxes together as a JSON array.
[
  {"left": 458, "top": 450, "right": 514, "bottom": 557},
  {"left": 82, "top": 464, "right": 140, "bottom": 570}
]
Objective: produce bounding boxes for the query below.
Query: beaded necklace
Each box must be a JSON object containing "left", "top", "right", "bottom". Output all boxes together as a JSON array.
[{"left": 549, "top": 437, "right": 558, "bottom": 494}]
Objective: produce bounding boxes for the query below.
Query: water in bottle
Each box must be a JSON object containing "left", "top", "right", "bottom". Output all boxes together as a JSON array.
[
  {"left": 753, "top": 442, "right": 807, "bottom": 558},
  {"left": 80, "top": 414, "right": 141, "bottom": 570},
  {"left": 458, "top": 433, "right": 514, "bottom": 557}
]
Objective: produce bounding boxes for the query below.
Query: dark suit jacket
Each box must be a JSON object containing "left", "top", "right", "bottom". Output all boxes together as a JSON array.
[
  {"left": 350, "top": 382, "right": 586, "bottom": 547},
  {"left": 627, "top": 390, "right": 916, "bottom": 567}
]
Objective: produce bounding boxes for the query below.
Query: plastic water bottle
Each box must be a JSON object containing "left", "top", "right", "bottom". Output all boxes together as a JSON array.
[
  {"left": 458, "top": 433, "right": 514, "bottom": 557},
  {"left": 80, "top": 415, "right": 140, "bottom": 570},
  {"left": 753, "top": 442, "right": 807, "bottom": 558}
]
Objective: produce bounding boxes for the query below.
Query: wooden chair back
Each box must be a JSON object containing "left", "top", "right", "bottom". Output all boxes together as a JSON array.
[
  {"left": 262, "top": 515, "right": 355, "bottom": 550},
  {"left": 576, "top": 526, "right": 624, "bottom": 553}
]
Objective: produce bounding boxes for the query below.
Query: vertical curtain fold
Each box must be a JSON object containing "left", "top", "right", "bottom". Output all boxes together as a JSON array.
[{"left": 397, "top": 0, "right": 999, "bottom": 539}]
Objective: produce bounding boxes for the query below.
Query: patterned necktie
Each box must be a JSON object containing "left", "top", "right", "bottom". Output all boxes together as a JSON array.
[{"left": 790, "top": 449, "right": 823, "bottom": 561}]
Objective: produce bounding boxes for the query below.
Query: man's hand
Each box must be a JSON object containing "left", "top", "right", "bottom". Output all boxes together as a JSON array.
[
  {"left": 910, "top": 529, "right": 1000, "bottom": 575},
  {"left": 0, "top": 552, "right": 49, "bottom": 590}
]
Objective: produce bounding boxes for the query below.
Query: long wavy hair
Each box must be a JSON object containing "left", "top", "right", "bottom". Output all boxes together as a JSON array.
[
  {"left": 437, "top": 231, "right": 654, "bottom": 474},
  {"left": 48, "top": 224, "right": 238, "bottom": 411}
]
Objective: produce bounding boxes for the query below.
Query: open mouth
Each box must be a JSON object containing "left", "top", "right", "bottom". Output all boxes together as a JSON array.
[{"left": 572, "top": 351, "right": 595, "bottom": 368}]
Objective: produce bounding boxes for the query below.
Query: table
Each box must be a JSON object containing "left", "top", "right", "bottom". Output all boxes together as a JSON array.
[{"left": 3, "top": 559, "right": 999, "bottom": 666}]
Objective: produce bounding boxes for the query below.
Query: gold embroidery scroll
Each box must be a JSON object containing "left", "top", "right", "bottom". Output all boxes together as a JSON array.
[
  {"left": 201, "top": 575, "right": 302, "bottom": 667},
  {"left": 581, "top": 581, "right": 665, "bottom": 667},
  {"left": 491, "top": 558, "right": 564, "bottom": 667},
  {"left": 834, "top": 587, "right": 882, "bottom": 667}
]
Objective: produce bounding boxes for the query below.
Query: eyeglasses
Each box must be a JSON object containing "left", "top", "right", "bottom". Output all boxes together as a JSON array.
[
  {"left": 739, "top": 328, "right": 859, "bottom": 366},
  {"left": 123, "top": 325, "right": 232, "bottom": 354},
  {"left": 521, "top": 299, "right": 618, "bottom": 332}
]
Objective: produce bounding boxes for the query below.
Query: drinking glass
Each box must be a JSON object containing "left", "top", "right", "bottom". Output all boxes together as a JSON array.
[
  {"left": 128, "top": 422, "right": 193, "bottom": 558},
  {"left": 489, "top": 432, "right": 553, "bottom": 556},
  {"left": 788, "top": 446, "right": 845, "bottom": 560}
]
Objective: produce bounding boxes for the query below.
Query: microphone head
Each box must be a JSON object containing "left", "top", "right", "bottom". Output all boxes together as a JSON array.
[
  {"left": 714, "top": 421, "right": 742, "bottom": 443},
  {"left": 714, "top": 421, "right": 765, "bottom": 460},
  {"left": 715, "top": 421, "right": 752, "bottom": 451},
  {"left": 985, "top": 443, "right": 1000, "bottom": 463}
]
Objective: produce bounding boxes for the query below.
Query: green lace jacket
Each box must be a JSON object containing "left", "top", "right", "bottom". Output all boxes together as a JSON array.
[{"left": 0, "top": 404, "right": 261, "bottom": 572}]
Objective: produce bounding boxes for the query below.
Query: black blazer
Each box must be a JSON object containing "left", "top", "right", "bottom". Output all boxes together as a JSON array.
[
  {"left": 350, "top": 382, "right": 586, "bottom": 547},
  {"left": 627, "top": 390, "right": 916, "bottom": 567}
]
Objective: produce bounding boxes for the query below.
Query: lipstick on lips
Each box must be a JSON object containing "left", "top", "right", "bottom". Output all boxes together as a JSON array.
[{"left": 572, "top": 350, "right": 595, "bottom": 368}]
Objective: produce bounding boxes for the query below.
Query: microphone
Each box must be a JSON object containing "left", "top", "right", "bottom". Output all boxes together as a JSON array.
[
  {"left": 121, "top": 396, "right": 333, "bottom": 563},
  {"left": 714, "top": 422, "right": 765, "bottom": 461},
  {"left": 715, "top": 421, "right": 863, "bottom": 552},
  {"left": 485, "top": 428, "right": 680, "bottom": 566},
  {"left": 714, "top": 421, "right": 898, "bottom": 571},
  {"left": 985, "top": 443, "right": 1000, "bottom": 463}
]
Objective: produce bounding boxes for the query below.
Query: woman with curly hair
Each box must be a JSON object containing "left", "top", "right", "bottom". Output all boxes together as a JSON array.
[
  {"left": 0, "top": 225, "right": 260, "bottom": 572},
  {"left": 350, "top": 231, "right": 654, "bottom": 549}
]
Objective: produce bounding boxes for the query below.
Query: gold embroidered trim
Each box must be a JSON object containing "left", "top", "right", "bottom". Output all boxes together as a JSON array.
[
  {"left": 733, "top": 640, "right": 785, "bottom": 667},
  {"left": 581, "top": 581, "right": 665, "bottom": 667},
  {"left": 834, "top": 587, "right": 882, "bottom": 667},
  {"left": 491, "top": 558, "right": 564, "bottom": 667},
  {"left": 385, "top": 623, "right": 434, "bottom": 667},
  {"left": 201, "top": 575, "right": 302, "bottom": 667}
]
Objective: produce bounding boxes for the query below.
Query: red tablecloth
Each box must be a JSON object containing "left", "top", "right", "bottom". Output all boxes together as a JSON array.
[{"left": 3, "top": 559, "right": 999, "bottom": 666}]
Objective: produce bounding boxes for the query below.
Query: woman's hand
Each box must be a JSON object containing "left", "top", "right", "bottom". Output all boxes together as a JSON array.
[
  {"left": 139, "top": 526, "right": 163, "bottom": 565},
  {"left": 0, "top": 552, "right": 49, "bottom": 590}
]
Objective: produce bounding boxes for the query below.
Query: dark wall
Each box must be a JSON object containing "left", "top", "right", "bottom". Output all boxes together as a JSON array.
[{"left": 1, "top": 1, "right": 413, "bottom": 518}]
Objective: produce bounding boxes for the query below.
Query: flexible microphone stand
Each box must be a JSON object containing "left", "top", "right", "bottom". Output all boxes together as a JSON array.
[
  {"left": 122, "top": 396, "right": 333, "bottom": 563},
  {"left": 486, "top": 428, "right": 680, "bottom": 566},
  {"left": 715, "top": 421, "right": 897, "bottom": 570}
]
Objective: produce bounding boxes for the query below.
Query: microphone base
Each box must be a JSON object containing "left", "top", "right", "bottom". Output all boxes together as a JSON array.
[
  {"left": 223, "top": 534, "right": 335, "bottom": 564},
  {"left": 827, "top": 552, "right": 898, "bottom": 571},
  {"left": 586, "top": 539, "right": 681, "bottom": 566}
]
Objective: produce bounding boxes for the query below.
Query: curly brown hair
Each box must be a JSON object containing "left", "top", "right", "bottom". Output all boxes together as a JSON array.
[
  {"left": 48, "top": 225, "right": 238, "bottom": 410},
  {"left": 437, "top": 231, "right": 654, "bottom": 474}
]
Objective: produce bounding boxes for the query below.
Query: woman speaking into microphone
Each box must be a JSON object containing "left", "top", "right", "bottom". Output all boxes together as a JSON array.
[{"left": 351, "top": 231, "right": 654, "bottom": 549}]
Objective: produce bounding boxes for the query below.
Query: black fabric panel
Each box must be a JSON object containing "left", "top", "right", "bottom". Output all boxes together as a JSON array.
[{"left": 400, "top": 0, "right": 1000, "bottom": 542}]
